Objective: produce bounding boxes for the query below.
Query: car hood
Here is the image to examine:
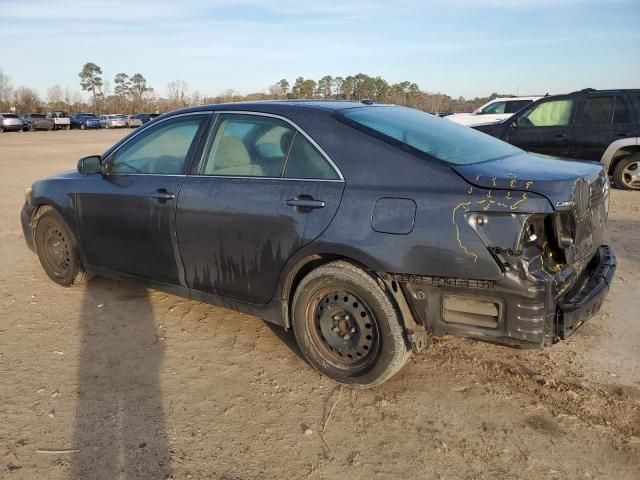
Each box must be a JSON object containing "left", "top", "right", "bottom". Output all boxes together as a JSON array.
[{"left": 452, "top": 151, "right": 607, "bottom": 209}]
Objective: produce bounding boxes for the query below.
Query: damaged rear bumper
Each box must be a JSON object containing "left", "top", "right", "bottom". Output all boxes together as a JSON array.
[
  {"left": 389, "top": 245, "right": 616, "bottom": 349},
  {"left": 556, "top": 245, "right": 616, "bottom": 339}
]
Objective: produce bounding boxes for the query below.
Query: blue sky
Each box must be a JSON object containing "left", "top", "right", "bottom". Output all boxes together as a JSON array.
[{"left": 1, "top": 0, "right": 638, "bottom": 99}]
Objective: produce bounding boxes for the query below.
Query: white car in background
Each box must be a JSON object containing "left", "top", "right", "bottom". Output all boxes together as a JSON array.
[{"left": 447, "top": 96, "right": 541, "bottom": 127}]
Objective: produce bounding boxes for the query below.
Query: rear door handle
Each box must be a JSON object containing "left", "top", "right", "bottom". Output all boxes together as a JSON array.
[
  {"left": 286, "top": 197, "right": 325, "bottom": 211},
  {"left": 149, "top": 189, "right": 176, "bottom": 202},
  {"left": 286, "top": 199, "right": 325, "bottom": 208},
  {"left": 555, "top": 133, "right": 567, "bottom": 138},
  {"left": 618, "top": 132, "right": 630, "bottom": 137}
]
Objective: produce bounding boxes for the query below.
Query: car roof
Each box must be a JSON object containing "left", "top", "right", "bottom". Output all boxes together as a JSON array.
[
  {"left": 173, "top": 100, "right": 381, "bottom": 116},
  {"left": 489, "top": 97, "right": 541, "bottom": 102}
]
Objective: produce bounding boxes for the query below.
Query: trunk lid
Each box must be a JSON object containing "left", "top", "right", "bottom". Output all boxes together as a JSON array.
[{"left": 453, "top": 151, "right": 609, "bottom": 265}]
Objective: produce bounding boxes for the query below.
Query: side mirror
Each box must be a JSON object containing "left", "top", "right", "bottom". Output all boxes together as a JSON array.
[{"left": 77, "top": 155, "right": 102, "bottom": 174}]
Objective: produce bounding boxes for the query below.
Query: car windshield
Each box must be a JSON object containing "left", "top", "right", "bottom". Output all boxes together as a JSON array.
[{"left": 339, "top": 106, "right": 521, "bottom": 165}]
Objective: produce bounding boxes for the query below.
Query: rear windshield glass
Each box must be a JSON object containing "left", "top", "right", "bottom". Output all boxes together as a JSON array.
[
  {"left": 339, "top": 106, "right": 521, "bottom": 165},
  {"left": 31, "top": 114, "right": 45, "bottom": 118},
  {"left": 2, "top": 113, "right": 18, "bottom": 118}
]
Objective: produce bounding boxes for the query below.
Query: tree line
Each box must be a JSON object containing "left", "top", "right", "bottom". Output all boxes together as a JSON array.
[{"left": 0, "top": 63, "right": 515, "bottom": 116}]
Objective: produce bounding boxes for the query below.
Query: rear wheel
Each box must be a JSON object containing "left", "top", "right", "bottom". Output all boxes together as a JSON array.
[
  {"left": 80, "top": 124, "right": 86, "bottom": 130},
  {"left": 613, "top": 154, "right": 640, "bottom": 190},
  {"left": 292, "top": 261, "right": 410, "bottom": 388},
  {"left": 65, "top": 125, "right": 70, "bottom": 130},
  {"left": 28, "top": 124, "right": 34, "bottom": 132},
  {"left": 34, "top": 208, "right": 91, "bottom": 286}
]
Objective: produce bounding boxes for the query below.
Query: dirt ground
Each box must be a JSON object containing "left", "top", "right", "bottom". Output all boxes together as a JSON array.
[{"left": 1, "top": 129, "right": 639, "bottom": 480}]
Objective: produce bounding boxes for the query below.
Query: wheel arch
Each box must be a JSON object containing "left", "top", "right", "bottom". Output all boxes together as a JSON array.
[
  {"left": 279, "top": 253, "right": 382, "bottom": 330},
  {"left": 601, "top": 138, "right": 640, "bottom": 173},
  {"left": 278, "top": 252, "right": 421, "bottom": 337}
]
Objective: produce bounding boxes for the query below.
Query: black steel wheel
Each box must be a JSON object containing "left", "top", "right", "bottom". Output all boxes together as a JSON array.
[
  {"left": 34, "top": 208, "right": 91, "bottom": 286},
  {"left": 292, "top": 261, "right": 410, "bottom": 388},
  {"left": 309, "top": 289, "right": 381, "bottom": 370}
]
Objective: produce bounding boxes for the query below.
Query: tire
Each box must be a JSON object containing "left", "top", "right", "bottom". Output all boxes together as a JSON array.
[
  {"left": 33, "top": 207, "right": 92, "bottom": 287},
  {"left": 65, "top": 125, "right": 70, "bottom": 130},
  {"left": 80, "top": 124, "right": 86, "bottom": 130},
  {"left": 612, "top": 154, "right": 640, "bottom": 190},
  {"left": 28, "top": 124, "right": 34, "bottom": 132},
  {"left": 292, "top": 260, "right": 410, "bottom": 388}
]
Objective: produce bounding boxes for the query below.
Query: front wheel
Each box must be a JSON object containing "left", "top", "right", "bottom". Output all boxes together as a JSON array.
[
  {"left": 80, "top": 124, "right": 86, "bottom": 130},
  {"left": 292, "top": 261, "right": 410, "bottom": 388},
  {"left": 613, "top": 154, "right": 640, "bottom": 190},
  {"left": 33, "top": 208, "right": 92, "bottom": 286}
]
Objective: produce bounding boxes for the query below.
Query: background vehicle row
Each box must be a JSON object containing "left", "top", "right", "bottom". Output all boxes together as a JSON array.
[{"left": 474, "top": 88, "right": 640, "bottom": 190}]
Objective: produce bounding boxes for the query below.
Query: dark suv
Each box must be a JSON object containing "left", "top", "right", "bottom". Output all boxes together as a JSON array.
[{"left": 474, "top": 89, "right": 640, "bottom": 190}]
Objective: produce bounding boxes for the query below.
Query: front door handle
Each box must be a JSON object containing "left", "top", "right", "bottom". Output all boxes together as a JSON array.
[
  {"left": 286, "top": 196, "right": 325, "bottom": 212},
  {"left": 555, "top": 133, "right": 567, "bottom": 138},
  {"left": 149, "top": 189, "right": 176, "bottom": 202}
]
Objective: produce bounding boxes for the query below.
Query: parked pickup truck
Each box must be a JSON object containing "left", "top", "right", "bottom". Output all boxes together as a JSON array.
[
  {"left": 47, "top": 112, "right": 71, "bottom": 130},
  {"left": 474, "top": 88, "right": 640, "bottom": 190}
]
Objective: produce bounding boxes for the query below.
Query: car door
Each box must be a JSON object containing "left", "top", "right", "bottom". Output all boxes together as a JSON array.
[
  {"left": 505, "top": 96, "right": 576, "bottom": 157},
  {"left": 571, "top": 93, "right": 634, "bottom": 161},
  {"left": 76, "top": 112, "right": 210, "bottom": 285},
  {"left": 176, "top": 112, "right": 345, "bottom": 304}
]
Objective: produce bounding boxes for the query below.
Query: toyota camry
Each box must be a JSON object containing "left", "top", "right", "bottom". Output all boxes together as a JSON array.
[{"left": 21, "top": 101, "right": 616, "bottom": 387}]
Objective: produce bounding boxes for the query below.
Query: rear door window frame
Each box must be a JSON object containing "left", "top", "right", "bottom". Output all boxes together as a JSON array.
[{"left": 191, "top": 110, "right": 344, "bottom": 182}]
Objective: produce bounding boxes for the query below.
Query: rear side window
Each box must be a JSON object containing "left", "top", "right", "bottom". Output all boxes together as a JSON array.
[
  {"left": 581, "top": 96, "right": 614, "bottom": 125},
  {"left": 201, "top": 114, "right": 295, "bottom": 177},
  {"left": 340, "top": 106, "right": 521, "bottom": 165},
  {"left": 613, "top": 96, "right": 630, "bottom": 124},
  {"left": 283, "top": 134, "right": 339, "bottom": 180},
  {"left": 520, "top": 99, "right": 573, "bottom": 127}
]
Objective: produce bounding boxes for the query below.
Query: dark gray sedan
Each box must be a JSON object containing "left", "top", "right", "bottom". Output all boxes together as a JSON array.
[{"left": 21, "top": 101, "right": 615, "bottom": 387}]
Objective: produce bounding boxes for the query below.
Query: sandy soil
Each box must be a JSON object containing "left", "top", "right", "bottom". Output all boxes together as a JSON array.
[{"left": 1, "top": 129, "right": 639, "bottom": 479}]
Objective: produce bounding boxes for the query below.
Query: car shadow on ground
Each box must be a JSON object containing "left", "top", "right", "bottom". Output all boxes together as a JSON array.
[
  {"left": 71, "top": 277, "right": 170, "bottom": 479},
  {"left": 263, "top": 320, "right": 305, "bottom": 361}
]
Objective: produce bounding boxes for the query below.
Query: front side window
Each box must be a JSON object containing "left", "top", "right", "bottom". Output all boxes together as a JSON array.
[
  {"left": 109, "top": 115, "right": 205, "bottom": 174},
  {"left": 479, "top": 102, "right": 506, "bottom": 115},
  {"left": 201, "top": 114, "right": 295, "bottom": 177},
  {"left": 339, "top": 106, "right": 521, "bottom": 165},
  {"left": 520, "top": 99, "right": 573, "bottom": 127}
]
